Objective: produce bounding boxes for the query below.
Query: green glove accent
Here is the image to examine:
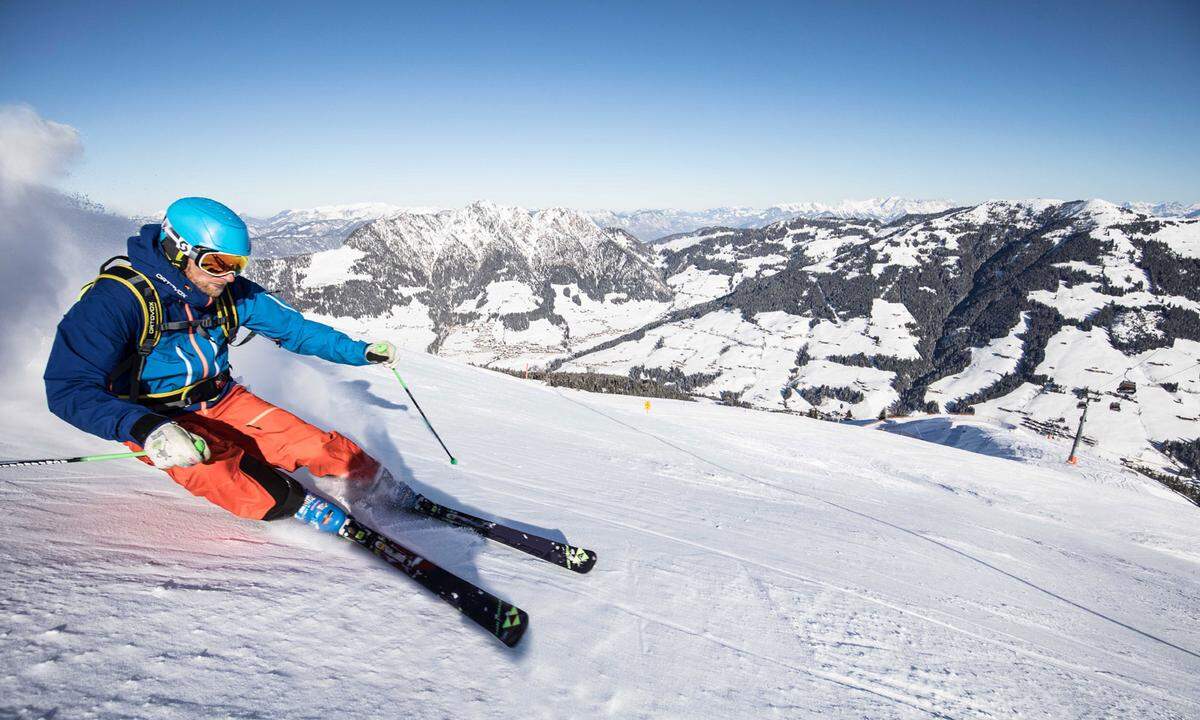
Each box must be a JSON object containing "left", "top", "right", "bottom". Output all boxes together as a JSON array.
[{"left": 366, "top": 340, "right": 400, "bottom": 367}]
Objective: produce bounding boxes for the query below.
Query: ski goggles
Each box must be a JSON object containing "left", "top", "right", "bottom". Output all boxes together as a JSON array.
[
  {"left": 193, "top": 248, "right": 249, "bottom": 277},
  {"left": 162, "top": 218, "right": 250, "bottom": 277}
]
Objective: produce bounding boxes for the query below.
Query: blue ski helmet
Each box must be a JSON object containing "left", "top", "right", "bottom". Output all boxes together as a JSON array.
[{"left": 161, "top": 197, "right": 251, "bottom": 256}]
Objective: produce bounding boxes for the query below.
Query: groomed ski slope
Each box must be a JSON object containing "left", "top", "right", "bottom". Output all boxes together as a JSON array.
[{"left": 2, "top": 345, "right": 1199, "bottom": 719}]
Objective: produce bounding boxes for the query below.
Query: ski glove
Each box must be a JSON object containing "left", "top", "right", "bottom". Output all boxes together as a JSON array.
[
  {"left": 365, "top": 340, "right": 400, "bottom": 368},
  {"left": 144, "top": 422, "right": 211, "bottom": 469}
]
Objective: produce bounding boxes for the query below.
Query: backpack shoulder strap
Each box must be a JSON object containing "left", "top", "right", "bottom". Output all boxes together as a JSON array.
[
  {"left": 77, "top": 255, "right": 130, "bottom": 300},
  {"left": 89, "top": 260, "right": 163, "bottom": 352},
  {"left": 79, "top": 257, "right": 164, "bottom": 405},
  {"left": 215, "top": 285, "right": 240, "bottom": 343}
]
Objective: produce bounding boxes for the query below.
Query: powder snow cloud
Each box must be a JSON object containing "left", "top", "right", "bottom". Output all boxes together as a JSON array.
[
  {"left": 0, "top": 104, "right": 82, "bottom": 201},
  {"left": 0, "top": 105, "right": 125, "bottom": 405}
]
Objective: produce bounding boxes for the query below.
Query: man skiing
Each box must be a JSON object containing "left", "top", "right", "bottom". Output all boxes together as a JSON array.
[{"left": 44, "top": 197, "right": 401, "bottom": 526}]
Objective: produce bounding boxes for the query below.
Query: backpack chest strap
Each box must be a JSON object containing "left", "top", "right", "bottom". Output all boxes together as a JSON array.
[{"left": 161, "top": 316, "right": 224, "bottom": 332}]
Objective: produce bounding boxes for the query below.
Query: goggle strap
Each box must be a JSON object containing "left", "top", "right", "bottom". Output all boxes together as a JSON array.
[{"left": 163, "top": 218, "right": 247, "bottom": 276}]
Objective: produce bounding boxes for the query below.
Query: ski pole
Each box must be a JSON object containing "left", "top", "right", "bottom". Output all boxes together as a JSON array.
[
  {"left": 0, "top": 437, "right": 207, "bottom": 470},
  {"left": 392, "top": 367, "right": 458, "bottom": 465},
  {"left": 0, "top": 450, "right": 147, "bottom": 469}
]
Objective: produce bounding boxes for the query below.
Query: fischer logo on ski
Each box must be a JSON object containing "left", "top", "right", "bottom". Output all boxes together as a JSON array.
[
  {"left": 410, "top": 495, "right": 598, "bottom": 574},
  {"left": 565, "top": 547, "right": 591, "bottom": 569},
  {"left": 298, "top": 507, "right": 529, "bottom": 648}
]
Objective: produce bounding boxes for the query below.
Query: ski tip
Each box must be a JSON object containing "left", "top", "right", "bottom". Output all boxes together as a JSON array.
[
  {"left": 497, "top": 606, "right": 529, "bottom": 648},
  {"left": 565, "top": 547, "right": 598, "bottom": 574}
]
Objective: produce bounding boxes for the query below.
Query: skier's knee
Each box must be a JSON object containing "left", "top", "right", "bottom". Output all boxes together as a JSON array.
[
  {"left": 237, "top": 452, "right": 307, "bottom": 521},
  {"left": 261, "top": 475, "right": 306, "bottom": 521}
]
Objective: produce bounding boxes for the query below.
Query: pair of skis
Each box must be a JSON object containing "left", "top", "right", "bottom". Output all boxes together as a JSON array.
[{"left": 332, "top": 494, "right": 596, "bottom": 648}]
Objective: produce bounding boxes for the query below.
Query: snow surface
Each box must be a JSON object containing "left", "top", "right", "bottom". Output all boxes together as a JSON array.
[
  {"left": 928, "top": 314, "right": 1029, "bottom": 405},
  {"left": 1145, "top": 221, "right": 1200, "bottom": 258},
  {"left": 455, "top": 280, "right": 541, "bottom": 316},
  {"left": 298, "top": 246, "right": 372, "bottom": 289},
  {"left": 564, "top": 301, "right": 925, "bottom": 417},
  {"left": 4, "top": 346, "right": 1199, "bottom": 718}
]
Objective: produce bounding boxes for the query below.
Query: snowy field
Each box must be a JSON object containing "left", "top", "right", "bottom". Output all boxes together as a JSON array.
[{"left": 3, "top": 343, "right": 1199, "bottom": 719}]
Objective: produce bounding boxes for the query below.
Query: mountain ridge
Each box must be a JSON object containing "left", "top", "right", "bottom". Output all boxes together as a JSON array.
[{"left": 246, "top": 197, "right": 1199, "bottom": 468}]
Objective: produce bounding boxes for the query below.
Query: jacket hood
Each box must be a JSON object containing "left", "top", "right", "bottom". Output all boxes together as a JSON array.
[{"left": 128, "top": 224, "right": 213, "bottom": 309}]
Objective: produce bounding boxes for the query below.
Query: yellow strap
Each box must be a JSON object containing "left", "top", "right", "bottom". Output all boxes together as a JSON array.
[
  {"left": 125, "top": 268, "right": 163, "bottom": 344},
  {"left": 217, "top": 288, "right": 239, "bottom": 332},
  {"left": 115, "top": 375, "right": 212, "bottom": 401},
  {"left": 227, "top": 290, "right": 239, "bottom": 328},
  {"left": 95, "top": 273, "right": 151, "bottom": 347}
]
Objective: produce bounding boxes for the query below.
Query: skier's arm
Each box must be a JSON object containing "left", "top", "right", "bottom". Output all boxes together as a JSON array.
[
  {"left": 235, "top": 279, "right": 370, "bottom": 366},
  {"left": 43, "top": 283, "right": 172, "bottom": 444}
]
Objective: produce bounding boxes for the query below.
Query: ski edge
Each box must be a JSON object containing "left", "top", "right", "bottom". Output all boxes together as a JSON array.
[
  {"left": 411, "top": 495, "right": 598, "bottom": 574},
  {"left": 339, "top": 516, "right": 529, "bottom": 647}
]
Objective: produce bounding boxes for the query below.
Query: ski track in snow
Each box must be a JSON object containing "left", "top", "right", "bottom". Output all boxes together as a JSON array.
[
  {"left": 467, "top": 455, "right": 1194, "bottom": 714},
  {"left": 2, "top": 347, "right": 1199, "bottom": 719}
]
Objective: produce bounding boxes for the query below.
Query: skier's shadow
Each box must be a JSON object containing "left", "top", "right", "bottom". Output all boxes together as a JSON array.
[
  {"left": 363, "top": 423, "right": 569, "bottom": 544},
  {"left": 335, "top": 379, "right": 407, "bottom": 411},
  {"left": 352, "top": 423, "right": 550, "bottom": 655}
]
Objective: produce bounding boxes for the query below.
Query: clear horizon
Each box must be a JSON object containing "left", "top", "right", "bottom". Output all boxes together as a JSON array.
[{"left": 2, "top": 1, "right": 1197, "bottom": 217}]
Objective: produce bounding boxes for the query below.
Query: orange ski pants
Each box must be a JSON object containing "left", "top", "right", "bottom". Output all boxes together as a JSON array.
[{"left": 127, "top": 384, "right": 379, "bottom": 520}]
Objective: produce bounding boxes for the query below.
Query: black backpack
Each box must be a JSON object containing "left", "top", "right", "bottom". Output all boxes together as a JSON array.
[{"left": 79, "top": 256, "right": 240, "bottom": 406}]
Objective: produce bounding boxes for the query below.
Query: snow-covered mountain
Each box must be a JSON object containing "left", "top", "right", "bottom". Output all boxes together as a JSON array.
[
  {"left": 239, "top": 198, "right": 1198, "bottom": 255},
  {"left": 251, "top": 198, "right": 1198, "bottom": 468},
  {"left": 1121, "top": 201, "right": 1200, "bottom": 219},
  {"left": 587, "top": 198, "right": 958, "bottom": 241},
  {"left": 248, "top": 201, "right": 672, "bottom": 367},
  {"left": 246, "top": 203, "right": 440, "bottom": 257},
  {"left": 565, "top": 199, "right": 1200, "bottom": 466}
]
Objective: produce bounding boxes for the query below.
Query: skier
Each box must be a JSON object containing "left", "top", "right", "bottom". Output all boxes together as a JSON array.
[{"left": 44, "top": 197, "right": 404, "bottom": 526}]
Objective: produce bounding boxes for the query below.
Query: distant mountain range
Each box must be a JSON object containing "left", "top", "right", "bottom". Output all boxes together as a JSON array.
[
  {"left": 242, "top": 198, "right": 1200, "bottom": 253},
  {"left": 247, "top": 198, "right": 1199, "bottom": 467},
  {"left": 1120, "top": 201, "right": 1200, "bottom": 220},
  {"left": 587, "top": 198, "right": 959, "bottom": 241},
  {"left": 244, "top": 203, "right": 440, "bottom": 257}
]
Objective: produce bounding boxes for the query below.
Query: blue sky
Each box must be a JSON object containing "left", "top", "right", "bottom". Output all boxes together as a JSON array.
[{"left": 2, "top": 0, "right": 1197, "bottom": 216}]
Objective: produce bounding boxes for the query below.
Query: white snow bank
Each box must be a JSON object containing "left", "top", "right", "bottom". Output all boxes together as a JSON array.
[{"left": 299, "top": 246, "right": 372, "bottom": 289}]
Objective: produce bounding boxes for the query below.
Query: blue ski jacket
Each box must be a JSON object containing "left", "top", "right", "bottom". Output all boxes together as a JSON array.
[{"left": 44, "top": 224, "right": 370, "bottom": 444}]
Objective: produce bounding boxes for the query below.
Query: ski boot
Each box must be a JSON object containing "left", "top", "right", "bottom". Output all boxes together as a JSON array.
[
  {"left": 351, "top": 467, "right": 417, "bottom": 528},
  {"left": 294, "top": 494, "right": 348, "bottom": 534},
  {"left": 359, "top": 467, "right": 416, "bottom": 511}
]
